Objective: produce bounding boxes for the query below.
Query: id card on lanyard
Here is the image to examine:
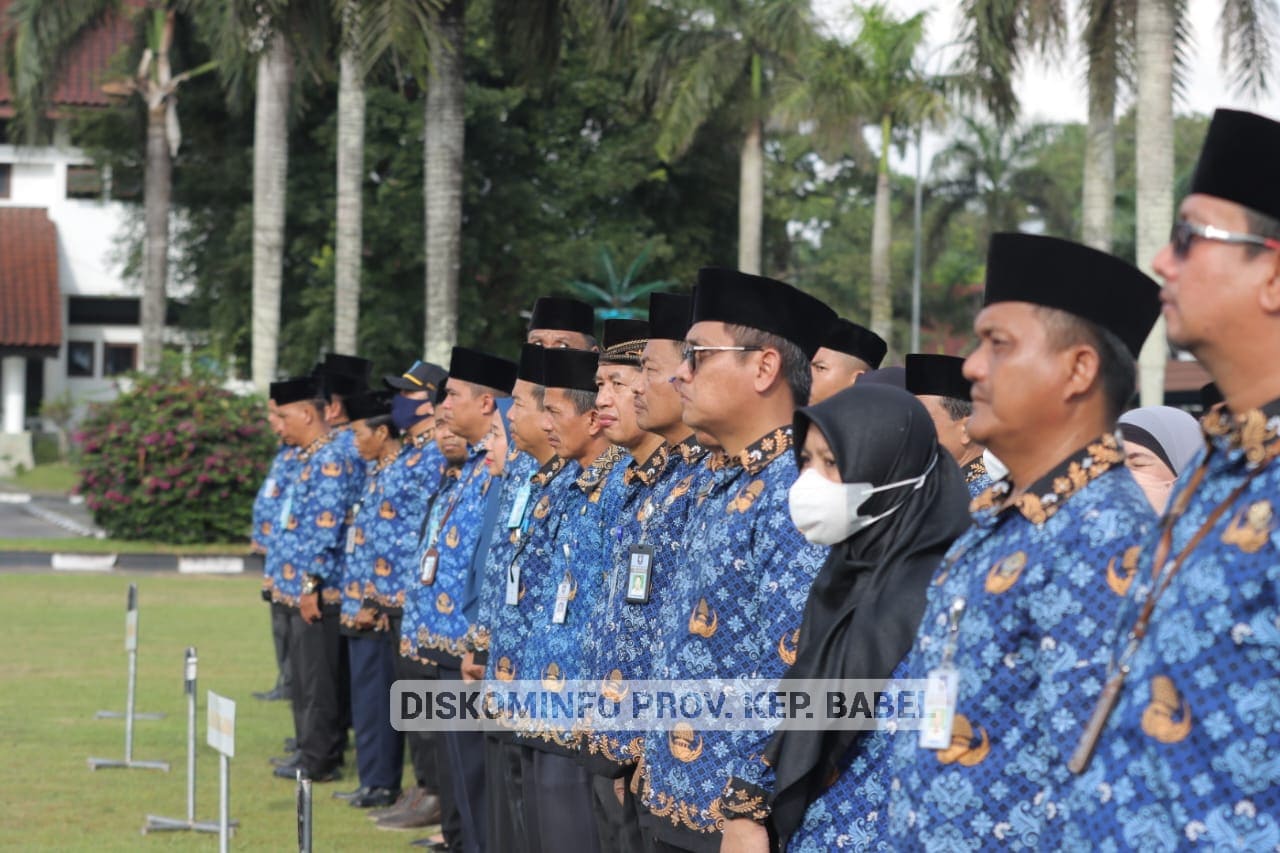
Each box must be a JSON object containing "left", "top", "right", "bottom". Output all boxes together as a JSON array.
[{"left": 919, "top": 598, "right": 966, "bottom": 750}]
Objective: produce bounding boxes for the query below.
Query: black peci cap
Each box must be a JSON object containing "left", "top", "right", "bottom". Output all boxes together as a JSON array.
[
  {"left": 541, "top": 348, "right": 600, "bottom": 392},
  {"left": 600, "top": 319, "right": 650, "bottom": 366},
  {"left": 516, "top": 344, "right": 547, "bottom": 385},
  {"left": 905, "top": 354, "right": 971, "bottom": 401},
  {"left": 529, "top": 297, "right": 596, "bottom": 336},
  {"left": 1189, "top": 109, "right": 1280, "bottom": 221},
  {"left": 447, "top": 347, "right": 518, "bottom": 394},
  {"left": 648, "top": 292, "right": 694, "bottom": 342},
  {"left": 319, "top": 353, "right": 372, "bottom": 381},
  {"left": 270, "top": 376, "right": 322, "bottom": 405},
  {"left": 822, "top": 318, "right": 887, "bottom": 368},
  {"left": 691, "top": 268, "right": 837, "bottom": 359},
  {"left": 344, "top": 390, "right": 394, "bottom": 422},
  {"left": 983, "top": 233, "right": 1161, "bottom": 358}
]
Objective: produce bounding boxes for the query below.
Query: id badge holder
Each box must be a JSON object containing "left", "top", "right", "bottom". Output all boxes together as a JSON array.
[
  {"left": 507, "top": 484, "right": 532, "bottom": 528},
  {"left": 277, "top": 494, "right": 293, "bottom": 527},
  {"left": 345, "top": 526, "right": 359, "bottom": 554},
  {"left": 918, "top": 663, "right": 960, "bottom": 749},
  {"left": 552, "top": 577, "right": 571, "bottom": 625},
  {"left": 505, "top": 563, "right": 521, "bottom": 606},
  {"left": 625, "top": 545, "right": 655, "bottom": 604},
  {"left": 420, "top": 547, "right": 440, "bottom": 585}
]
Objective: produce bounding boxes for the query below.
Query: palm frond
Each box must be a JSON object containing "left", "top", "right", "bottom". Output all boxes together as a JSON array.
[{"left": 1219, "top": 0, "right": 1278, "bottom": 97}]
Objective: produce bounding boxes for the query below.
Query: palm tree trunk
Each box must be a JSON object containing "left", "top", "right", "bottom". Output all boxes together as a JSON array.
[
  {"left": 1081, "top": 63, "right": 1115, "bottom": 251},
  {"left": 1135, "top": 0, "right": 1173, "bottom": 405},
  {"left": 251, "top": 35, "right": 293, "bottom": 392},
  {"left": 869, "top": 115, "right": 894, "bottom": 347},
  {"left": 140, "top": 102, "right": 170, "bottom": 374},
  {"left": 334, "top": 42, "right": 365, "bottom": 355},
  {"left": 738, "top": 117, "right": 763, "bottom": 275},
  {"left": 423, "top": 0, "right": 465, "bottom": 365}
]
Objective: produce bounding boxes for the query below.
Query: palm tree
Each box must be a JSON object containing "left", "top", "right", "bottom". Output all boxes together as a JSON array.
[
  {"left": 2, "top": 0, "right": 215, "bottom": 374},
  {"left": 334, "top": 0, "right": 365, "bottom": 355},
  {"left": 927, "top": 117, "right": 1072, "bottom": 246},
  {"left": 777, "top": 5, "right": 944, "bottom": 346},
  {"left": 633, "top": 0, "right": 814, "bottom": 275},
  {"left": 566, "top": 244, "right": 672, "bottom": 320}
]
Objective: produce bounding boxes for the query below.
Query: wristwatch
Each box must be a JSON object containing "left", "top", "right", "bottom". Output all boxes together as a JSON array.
[{"left": 301, "top": 574, "right": 323, "bottom": 596}]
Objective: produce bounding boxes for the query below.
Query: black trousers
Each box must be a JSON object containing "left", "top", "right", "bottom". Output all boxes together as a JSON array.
[
  {"left": 270, "top": 600, "right": 293, "bottom": 696},
  {"left": 485, "top": 735, "right": 526, "bottom": 853},
  {"left": 287, "top": 607, "right": 345, "bottom": 776},
  {"left": 520, "top": 746, "right": 601, "bottom": 853},
  {"left": 347, "top": 632, "right": 403, "bottom": 790},
  {"left": 438, "top": 665, "right": 487, "bottom": 853},
  {"left": 591, "top": 768, "right": 646, "bottom": 853},
  {"left": 396, "top": 654, "right": 461, "bottom": 842}
]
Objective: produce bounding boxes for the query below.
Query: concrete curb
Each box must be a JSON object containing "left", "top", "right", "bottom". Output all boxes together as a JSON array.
[{"left": 1, "top": 551, "right": 264, "bottom": 574}]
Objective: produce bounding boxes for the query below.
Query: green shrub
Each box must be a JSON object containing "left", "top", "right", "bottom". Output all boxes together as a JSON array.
[{"left": 74, "top": 367, "right": 275, "bottom": 543}]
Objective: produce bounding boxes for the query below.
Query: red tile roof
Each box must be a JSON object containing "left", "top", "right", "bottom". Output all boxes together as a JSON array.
[
  {"left": 0, "top": 0, "right": 137, "bottom": 118},
  {"left": 0, "top": 207, "right": 61, "bottom": 350}
]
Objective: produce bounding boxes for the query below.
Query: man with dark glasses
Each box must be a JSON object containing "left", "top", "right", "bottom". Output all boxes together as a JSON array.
[{"left": 1064, "top": 108, "right": 1280, "bottom": 849}]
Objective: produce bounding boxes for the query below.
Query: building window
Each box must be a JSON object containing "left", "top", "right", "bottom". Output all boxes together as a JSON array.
[
  {"left": 0, "top": 164, "right": 11, "bottom": 200},
  {"left": 66, "top": 165, "right": 104, "bottom": 200},
  {"left": 103, "top": 343, "right": 137, "bottom": 377},
  {"left": 109, "top": 164, "right": 142, "bottom": 201},
  {"left": 67, "top": 341, "right": 96, "bottom": 377}
]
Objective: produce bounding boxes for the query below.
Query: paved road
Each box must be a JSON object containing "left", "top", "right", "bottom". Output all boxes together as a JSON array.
[{"left": 0, "top": 494, "right": 98, "bottom": 539}]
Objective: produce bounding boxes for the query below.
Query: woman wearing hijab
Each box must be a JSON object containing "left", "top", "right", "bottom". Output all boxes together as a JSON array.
[
  {"left": 765, "top": 383, "right": 972, "bottom": 851},
  {"left": 1117, "top": 405, "right": 1201, "bottom": 513}
]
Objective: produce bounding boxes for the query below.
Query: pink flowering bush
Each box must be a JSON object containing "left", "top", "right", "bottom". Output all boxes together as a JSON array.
[{"left": 75, "top": 367, "right": 275, "bottom": 543}]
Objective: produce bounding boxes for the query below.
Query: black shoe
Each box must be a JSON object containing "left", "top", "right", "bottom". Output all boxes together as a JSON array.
[
  {"left": 409, "top": 839, "right": 450, "bottom": 851},
  {"left": 252, "top": 687, "right": 289, "bottom": 701},
  {"left": 284, "top": 737, "right": 298, "bottom": 751},
  {"left": 273, "top": 763, "right": 304, "bottom": 780},
  {"left": 349, "top": 787, "right": 400, "bottom": 809},
  {"left": 270, "top": 751, "right": 302, "bottom": 767},
  {"left": 308, "top": 767, "right": 342, "bottom": 783},
  {"left": 332, "top": 785, "right": 370, "bottom": 802},
  {"left": 275, "top": 764, "right": 342, "bottom": 783}
]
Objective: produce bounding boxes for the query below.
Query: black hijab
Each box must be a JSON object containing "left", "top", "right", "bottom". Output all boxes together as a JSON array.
[{"left": 765, "top": 383, "right": 971, "bottom": 844}]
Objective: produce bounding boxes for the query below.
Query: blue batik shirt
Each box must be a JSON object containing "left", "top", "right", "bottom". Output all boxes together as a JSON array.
[
  {"left": 881, "top": 432, "right": 1156, "bottom": 852},
  {"left": 582, "top": 436, "right": 711, "bottom": 770},
  {"left": 1063, "top": 400, "right": 1280, "bottom": 852},
  {"left": 466, "top": 447, "right": 536, "bottom": 660},
  {"left": 254, "top": 443, "right": 298, "bottom": 595},
  {"left": 399, "top": 428, "right": 448, "bottom": 522},
  {"left": 410, "top": 446, "right": 498, "bottom": 667},
  {"left": 267, "top": 432, "right": 364, "bottom": 609},
  {"left": 520, "top": 445, "right": 628, "bottom": 753},
  {"left": 640, "top": 426, "right": 828, "bottom": 842},
  {"left": 964, "top": 457, "right": 994, "bottom": 499},
  {"left": 482, "top": 454, "right": 579, "bottom": 688},
  {"left": 339, "top": 446, "right": 424, "bottom": 633}
]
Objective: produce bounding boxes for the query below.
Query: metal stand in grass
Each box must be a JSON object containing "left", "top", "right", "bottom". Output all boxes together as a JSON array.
[
  {"left": 204, "top": 691, "right": 238, "bottom": 852},
  {"left": 297, "top": 772, "right": 313, "bottom": 853},
  {"left": 88, "top": 583, "right": 170, "bottom": 772},
  {"left": 143, "top": 648, "right": 240, "bottom": 835}
]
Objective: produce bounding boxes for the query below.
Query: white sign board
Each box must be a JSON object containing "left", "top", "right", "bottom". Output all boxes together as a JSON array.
[
  {"left": 124, "top": 609, "right": 138, "bottom": 652},
  {"left": 206, "top": 691, "right": 236, "bottom": 757}
]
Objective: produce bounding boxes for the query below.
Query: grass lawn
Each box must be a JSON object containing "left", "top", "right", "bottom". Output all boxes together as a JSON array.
[
  {"left": 0, "top": 538, "right": 252, "bottom": 555},
  {"left": 1, "top": 462, "right": 79, "bottom": 495},
  {"left": 0, "top": 572, "right": 425, "bottom": 850}
]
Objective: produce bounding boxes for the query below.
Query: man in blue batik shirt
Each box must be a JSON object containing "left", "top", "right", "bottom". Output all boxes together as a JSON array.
[
  {"left": 875, "top": 234, "right": 1162, "bottom": 851},
  {"left": 1063, "top": 108, "right": 1280, "bottom": 850},
  {"left": 906, "top": 353, "right": 993, "bottom": 499},
  {"left": 267, "top": 376, "right": 363, "bottom": 784},
  {"left": 253, "top": 402, "right": 299, "bottom": 704},
  {"left": 414, "top": 347, "right": 516, "bottom": 853},
  {"left": 638, "top": 268, "right": 835, "bottom": 853}
]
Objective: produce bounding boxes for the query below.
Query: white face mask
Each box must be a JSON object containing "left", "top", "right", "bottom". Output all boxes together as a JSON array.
[{"left": 787, "top": 454, "right": 937, "bottom": 546}]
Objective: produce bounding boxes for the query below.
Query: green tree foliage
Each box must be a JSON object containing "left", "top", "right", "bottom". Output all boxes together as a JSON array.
[{"left": 74, "top": 362, "right": 276, "bottom": 542}]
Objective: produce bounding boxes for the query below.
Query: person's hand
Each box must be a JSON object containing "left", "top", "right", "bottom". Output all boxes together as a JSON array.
[
  {"left": 354, "top": 607, "right": 376, "bottom": 630},
  {"left": 300, "top": 592, "right": 321, "bottom": 624},
  {"left": 461, "top": 651, "right": 484, "bottom": 683},
  {"left": 720, "top": 818, "right": 769, "bottom": 853},
  {"left": 613, "top": 777, "right": 626, "bottom": 806}
]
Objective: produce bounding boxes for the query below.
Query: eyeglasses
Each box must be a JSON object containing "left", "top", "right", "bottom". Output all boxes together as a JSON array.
[
  {"left": 680, "top": 343, "right": 763, "bottom": 373},
  {"left": 1170, "top": 220, "right": 1280, "bottom": 259}
]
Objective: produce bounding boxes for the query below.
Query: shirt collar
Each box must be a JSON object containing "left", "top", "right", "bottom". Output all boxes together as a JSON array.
[
  {"left": 969, "top": 431, "right": 1124, "bottom": 526},
  {"left": 671, "top": 434, "right": 709, "bottom": 465},
  {"left": 296, "top": 432, "right": 333, "bottom": 462},
  {"left": 624, "top": 442, "right": 671, "bottom": 487},
  {"left": 735, "top": 426, "right": 794, "bottom": 476},
  {"left": 410, "top": 426, "right": 435, "bottom": 449},
  {"left": 963, "top": 457, "right": 988, "bottom": 485},
  {"left": 1202, "top": 396, "right": 1280, "bottom": 470},
  {"left": 531, "top": 455, "right": 569, "bottom": 487},
  {"left": 574, "top": 445, "right": 627, "bottom": 495}
]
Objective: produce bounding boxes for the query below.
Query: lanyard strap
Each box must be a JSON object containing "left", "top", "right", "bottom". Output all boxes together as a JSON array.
[{"left": 1069, "top": 445, "right": 1274, "bottom": 773}]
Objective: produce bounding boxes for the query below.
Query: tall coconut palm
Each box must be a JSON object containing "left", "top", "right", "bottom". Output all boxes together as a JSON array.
[
  {"left": 334, "top": 0, "right": 365, "bottom": 354},
  {"left": 634, "top": 0, "right": 814, "bottom": 275},
  {"left": 2, "top": 0, "right": 215, "bottom": 374}
]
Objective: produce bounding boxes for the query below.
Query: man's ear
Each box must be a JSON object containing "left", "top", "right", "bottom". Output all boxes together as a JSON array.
[
  {"left": 1258, "top": 251, "right": 1280, "bottom": 315},
  {"left": 480, "top": 393, "right": 497, "bottom": 416},
  {"left": 752, "top": 347, "right": 783, "bottom": 394},
  {"left": 1062, "top": 344, "right": 1102, "bottom": 405}
]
